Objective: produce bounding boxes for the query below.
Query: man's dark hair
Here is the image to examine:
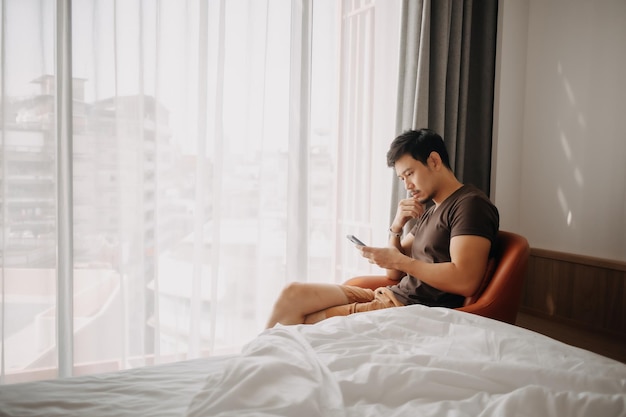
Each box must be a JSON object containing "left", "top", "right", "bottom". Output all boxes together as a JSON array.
[{"left": 386, "top": 128, "right": 452, "bottom": 170}]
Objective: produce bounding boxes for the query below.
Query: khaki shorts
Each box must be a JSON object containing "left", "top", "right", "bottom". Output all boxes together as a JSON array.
[{"left": 320, "top": 285, "right": 404, "bottom": 320}]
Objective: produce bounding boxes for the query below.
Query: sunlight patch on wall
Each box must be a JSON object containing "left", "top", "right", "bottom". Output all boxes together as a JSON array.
[
  {"left": 556, "top": 187, "right": 573, "bottom": 227},
  {"left": 573, "top": 167, "right": 584, "bottom": 187},
  {"left": 559, "top": 128, "right": 572, "bottom": 161},
  {"left": 557, "top": 62, "right": 587, "bottom": 128},
  {"left": 557, "top": 62, "right": 577, "bottom": 106},
  {"left": 558, "top": 126, "right": 584, "bottom": 187},
  {"left": 556, "top": 187, "right": 567, "bottom": 216}
]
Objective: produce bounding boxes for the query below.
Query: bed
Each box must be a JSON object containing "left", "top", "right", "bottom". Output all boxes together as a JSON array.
[{"left": 1, "top": 305, "right": 625, "bottom": 416}]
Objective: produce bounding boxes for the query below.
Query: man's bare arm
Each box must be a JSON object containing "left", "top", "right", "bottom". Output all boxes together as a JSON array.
[
  {"left": 364, "top": 234, "right": 491, "bottom": 297},
  {"left": 385, "top": 232, "right": 414, "bottom": 281}
]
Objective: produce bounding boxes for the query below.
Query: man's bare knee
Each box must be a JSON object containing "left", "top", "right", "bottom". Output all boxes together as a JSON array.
[
  {"left": 275, "top": 282, "right": 307, "bottom": 306},
  {"left": 266, "top": 282, "right": 309, "bottom": 327}
]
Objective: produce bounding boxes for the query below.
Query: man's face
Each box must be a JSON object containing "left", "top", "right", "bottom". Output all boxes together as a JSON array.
[{"left": 394, "top": 153, "right": 436, "bottom": 204}]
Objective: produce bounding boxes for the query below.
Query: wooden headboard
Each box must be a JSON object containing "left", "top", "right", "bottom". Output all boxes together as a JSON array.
[{"left": 520, "top": 248, "right": 626, "bottom": 341}]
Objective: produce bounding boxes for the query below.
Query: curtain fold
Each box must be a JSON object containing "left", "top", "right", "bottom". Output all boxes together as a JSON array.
[
  {"left": 394, "top": 0, "right": 498, "bottom": 203},
  {"left": 55, "top": 0, "right": 74, "bottom": 378},
  {"left": 287, "top": 0, "right": 311, "bottom": 283}
]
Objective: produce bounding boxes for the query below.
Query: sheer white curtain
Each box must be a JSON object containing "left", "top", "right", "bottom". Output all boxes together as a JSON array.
[{"left": 0, "top": 0, "right": 400, "bottom": 384}]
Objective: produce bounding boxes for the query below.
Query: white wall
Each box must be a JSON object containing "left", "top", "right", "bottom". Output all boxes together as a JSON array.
[{"left": 493, "top": 0, "right": 626, "bottom": 261}]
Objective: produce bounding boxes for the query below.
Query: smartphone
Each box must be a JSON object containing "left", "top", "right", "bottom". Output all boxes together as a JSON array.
[{"left": 346, "top": 234, "right": 367, "bottom": 246}]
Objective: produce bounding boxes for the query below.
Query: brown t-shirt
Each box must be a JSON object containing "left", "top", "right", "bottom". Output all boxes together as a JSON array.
[{"left": 389, "top": 185, "right": 499, "bottom": 308}]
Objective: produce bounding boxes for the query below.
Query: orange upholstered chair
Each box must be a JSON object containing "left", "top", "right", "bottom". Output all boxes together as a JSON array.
[{"left": 342, "top": 230, "right": 530, "bottom": 324}]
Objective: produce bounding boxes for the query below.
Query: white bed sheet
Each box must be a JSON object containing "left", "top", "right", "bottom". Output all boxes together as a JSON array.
[
  {"left": 187, "top": 305, "right": 626, "bottom": 417},
  {"left": 0, "top": 355, "right": 233, "bottom": 417},
  {"left": 1, "top": 306, "right": 625, "bottom": 417}
]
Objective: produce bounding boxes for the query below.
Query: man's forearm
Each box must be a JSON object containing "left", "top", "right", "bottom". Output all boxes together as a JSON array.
[
  {"left": 385, "top": 231, "right": 410, "bottom": 280},
  {"left": 391, "top": 253, "right": 483, "bottom": 298}
]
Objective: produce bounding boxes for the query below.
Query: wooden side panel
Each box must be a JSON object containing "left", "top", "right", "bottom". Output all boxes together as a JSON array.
[{"left": 521, "top": 248, "right": 626, "bottom": 339}]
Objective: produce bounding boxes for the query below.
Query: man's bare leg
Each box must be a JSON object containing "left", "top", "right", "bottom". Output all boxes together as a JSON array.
[{"left": 265, "top": 282, "right": 349, "bottom": 329}]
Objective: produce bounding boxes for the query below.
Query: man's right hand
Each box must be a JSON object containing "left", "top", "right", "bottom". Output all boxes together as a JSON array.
[{"left": 391, "top": 194, "right": 425, "bottom": 231}]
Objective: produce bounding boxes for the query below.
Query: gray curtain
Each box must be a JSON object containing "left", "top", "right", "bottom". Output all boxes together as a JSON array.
[{"left": 391, "top": 0, "right": 498, "bottom": 216}]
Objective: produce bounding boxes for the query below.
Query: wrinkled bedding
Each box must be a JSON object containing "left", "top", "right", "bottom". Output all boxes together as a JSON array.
[
  {"left": 0, "top": 355, "right": 233, "bottom": 417},
  {"left": 187, "top": 306, "right": 626, "bottom": 417},
  {"left": 1, "top": 305, "right": 625, "bottom": 417}
]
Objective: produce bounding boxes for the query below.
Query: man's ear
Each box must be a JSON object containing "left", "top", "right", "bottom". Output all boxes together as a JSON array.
[{"left": 428, "top": 151, "right": 442, "bottom": 169}]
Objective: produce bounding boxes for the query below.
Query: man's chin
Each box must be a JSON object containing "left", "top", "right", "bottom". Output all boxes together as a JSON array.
[{"left": 418, "top": 197, "right": 433, "bottom": 205}]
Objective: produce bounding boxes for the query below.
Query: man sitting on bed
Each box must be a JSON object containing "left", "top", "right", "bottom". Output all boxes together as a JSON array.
[{"left": 266, "top": 128, "right": 499, "bottom": 328}]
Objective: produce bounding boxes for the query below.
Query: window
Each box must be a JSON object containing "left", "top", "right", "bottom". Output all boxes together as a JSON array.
[{"left": 0, "top": 0, "right": 400, "bottom": 384}]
